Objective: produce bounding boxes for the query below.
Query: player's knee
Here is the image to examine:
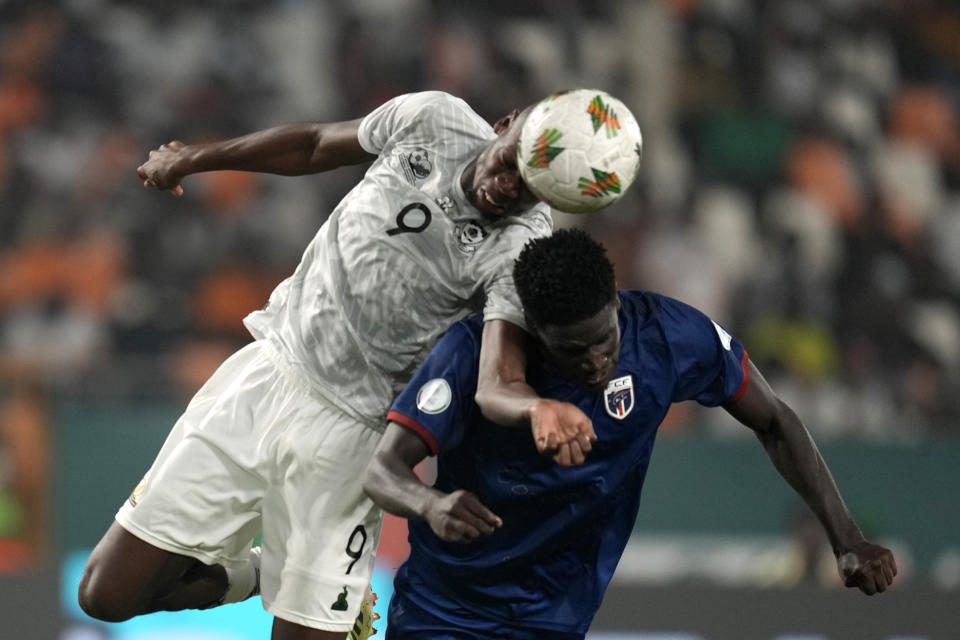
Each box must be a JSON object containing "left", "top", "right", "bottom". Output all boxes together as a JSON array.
[{"left": 77, "top": 562, "right": 137, "bottom": 622}]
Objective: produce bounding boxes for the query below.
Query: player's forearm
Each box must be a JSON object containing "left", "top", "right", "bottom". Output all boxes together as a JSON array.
[
  {"left": 759, "top": 402, "right": 865, "bottom": 556},
  {"left": 171, "top": 125, "right": 330, "bottom": 177},
  {"left": 474, "top": 380, "right": 539, "bottom": 428},
  {"left": 476, "top": 319, "right": 538, "bottom": 428},
  {"left": 363, "top": 450, "right": 441, "bottom": 522},
  {"left": 171, "top": 119, "right": 373, "bottom": 178}
]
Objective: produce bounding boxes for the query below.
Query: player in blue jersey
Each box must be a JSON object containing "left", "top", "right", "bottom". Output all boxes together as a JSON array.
[{"left": 364, "top": 229, "right": 897, "bottom": 638}]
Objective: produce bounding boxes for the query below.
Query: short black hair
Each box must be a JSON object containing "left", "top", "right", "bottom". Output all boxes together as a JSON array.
[{"left": 513, "top": 228, "right": 616, "bottom": 327}]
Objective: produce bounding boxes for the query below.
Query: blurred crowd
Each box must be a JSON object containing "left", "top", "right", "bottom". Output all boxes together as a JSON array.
[{"left": 1, "top": 0, "right": 959, "bottom": 498}]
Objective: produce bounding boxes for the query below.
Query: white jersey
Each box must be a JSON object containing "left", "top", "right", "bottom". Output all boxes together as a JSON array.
[{"left": 244, "top": 91, "right": 553, "bottom": 427}]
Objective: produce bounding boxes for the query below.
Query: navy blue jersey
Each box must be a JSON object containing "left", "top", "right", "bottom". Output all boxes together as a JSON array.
[{"left": 386, "top": 291, "right": 749, "bottom": 634}]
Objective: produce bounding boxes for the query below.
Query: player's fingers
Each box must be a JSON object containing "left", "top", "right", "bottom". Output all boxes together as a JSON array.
[
  {"left": 880, "top": 559, "right": 895, "bottom": 587},
  {"left": 576, "top": 433, "right": 593, "bottom": 454},
  {"left": 582, "top": 421, "right": 597, "bottom": 443},
  {"left": 447, "top": 520, "right": 482, "bottom": 543},
  {"left": 172, "top": 185, "right": 183, "bottom": 197},
  {"left": 450, "top": 493, "right": 498, "bottom": 534},
  {"left": 872, "top": 559, "right": 893, "bottom": 591},
  {"left": 858, "top": 564, "right": 877, "bottom": 595},
  {"left": 461, "top": 493, "right": 502, "bottom": 528},
  {"left": 569, "top": 440, "right": 586, "bottom": 466},
  {"left": 554, "top": 442, "right": 573, "bottom": 467},
  {"left": 540, "top": 430, "right": 558, "bottom": 454},
  {"left": 872, "top": 570, "right": 887, "bottom": 593},
  {"left": 453, "top": 505, "right": 497, "bottom": 535},
  {"left": 457, "top": 514, "right": 496, "bottom": 536}
]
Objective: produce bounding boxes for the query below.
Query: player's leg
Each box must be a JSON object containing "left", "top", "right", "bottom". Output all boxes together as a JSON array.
[
  {"left": 270, "top": 618, "right": 347, "bottom": 640},
  {"left": 78, "top": 521, "right": 227, "bottom": 621},
  {"left": 78, "top": 342, "right": 270, "bottom": 622}
]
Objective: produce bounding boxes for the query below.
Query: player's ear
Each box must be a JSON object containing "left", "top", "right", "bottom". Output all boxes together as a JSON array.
[{"left": 493, "top": 108, "right": 522, "bottom": 135}]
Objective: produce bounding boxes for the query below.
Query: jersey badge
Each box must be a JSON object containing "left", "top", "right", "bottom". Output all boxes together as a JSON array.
[
  {"left": 128, "top": 475, "right": 147, "bottom": 507},
  {"left": 434, "top": 195, "right": 455, "bottom": 213},
  {"left": 455, "top": 221, "right": 489, "bottom": 254},
  {"left": 416, "top": 378, "right": 452, "bottom": 414},
  {"left": 603, "top": 375, "right": 634, "bottom": 419},
  {"left": 401, "top": 147, "right": 433, "bottom": 183}
]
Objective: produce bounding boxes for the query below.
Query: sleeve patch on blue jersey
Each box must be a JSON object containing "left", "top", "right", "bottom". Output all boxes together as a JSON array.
[
  {"left": 416, "top": 378, "right": 452, "bottom": 414},
  {"left": 712, "top": 320, "right": 733, "bottom": 351}
]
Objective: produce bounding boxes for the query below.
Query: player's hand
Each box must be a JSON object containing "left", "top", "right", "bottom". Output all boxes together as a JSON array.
[
  {"left": 837, "top": 540, "right": 897, "bottom": 595},
  {"left": 424, "top": 489, "right": 502, "bottom": 544},
  {"left": 137, "top": 141, "right": 186, "bottom": 196},
  {"left": 529, "top": 399, "right": 596, "bottom": 467}
]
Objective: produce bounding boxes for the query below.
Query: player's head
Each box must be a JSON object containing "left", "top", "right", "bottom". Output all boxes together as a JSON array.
[
  {"left": 462, "top": 105, "right": 541, "bottom": 219},
  {"left": 514, "top": 229, "right": 620, "bottom": 391}
]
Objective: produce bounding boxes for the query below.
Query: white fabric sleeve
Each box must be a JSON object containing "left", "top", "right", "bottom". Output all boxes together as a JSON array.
[{"left": 357, "top": 91, "right": 455, "bottom": 155}]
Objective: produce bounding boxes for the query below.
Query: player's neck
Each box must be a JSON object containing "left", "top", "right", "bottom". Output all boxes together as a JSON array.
[{"left": 459, "top": 158, "right": 477, "bottom": 199}]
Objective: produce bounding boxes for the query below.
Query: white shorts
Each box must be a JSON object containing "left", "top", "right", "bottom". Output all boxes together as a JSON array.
[{"left": 115, "top": 340, "right": 384, "bottom": 631}]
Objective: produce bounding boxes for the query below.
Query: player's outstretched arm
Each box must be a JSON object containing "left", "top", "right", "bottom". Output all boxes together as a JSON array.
[
  {"left": 136, "top": 119, "right": 375, "bottom": 196},
  {"left": 364, "top": 422, "right": 502, "bottom": 544},
  {"left": 723, "top": 359, "right": 897, "bottom": 595},
  {"left": 475, "top": 319, "right": 596, "bottom": 467}
]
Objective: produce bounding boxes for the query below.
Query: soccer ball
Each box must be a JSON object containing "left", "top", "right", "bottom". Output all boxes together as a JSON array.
[{"left": 518, "top": 89, "right": 642, "bottom": 214}]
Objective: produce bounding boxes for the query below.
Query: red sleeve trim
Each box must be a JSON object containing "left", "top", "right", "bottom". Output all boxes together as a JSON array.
[
  {"left": 386, "top": 410, "right": 441, "bottom": 456},
  {"left": 729, "top": 349, "right": 750, "bottom": 403}
]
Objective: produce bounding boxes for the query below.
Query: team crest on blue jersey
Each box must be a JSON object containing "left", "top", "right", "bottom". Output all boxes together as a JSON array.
[{"left": 603, "top": 375, "right": 634, "bottom": 419}]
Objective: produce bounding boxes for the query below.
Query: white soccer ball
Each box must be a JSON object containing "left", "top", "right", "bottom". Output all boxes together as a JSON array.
[{"left": 518, "top": 89, "right": 642, "bottom": 214}]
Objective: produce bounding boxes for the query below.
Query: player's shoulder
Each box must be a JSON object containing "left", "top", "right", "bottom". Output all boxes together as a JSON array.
[
  {"left": 488, "top": 204, "right": 553, "bottom": 243},
  {"left": 439, "top": 314, "right": 485, "bottom": 350},
  {"left": 396, "top": 91, "right": 482, "bottom": 124},
  {"left": 363, "top": 91, "right": 480, "bottom": 130},
  {"left": 407, "top": 90, "right": 470, "bottom": 109},
  {"left": 619, "top": 290, "right": 711, "bottom": 336},
  {"left": 631, "top": 291, "right": 704, "bottom": 319},
  {"left": 618, "top": 289, "right": 657, "bottom": 315}
]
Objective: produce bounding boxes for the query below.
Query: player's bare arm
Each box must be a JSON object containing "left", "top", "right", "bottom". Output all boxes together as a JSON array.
[
  {"left": 136, "top": 118, "right": 375, "bottom": 195},
  {"left": 363, "top": 422, "right": 502, "bottom": 544},
  {"left": 475, "top": 319, "right": 596, "bottom": 467},
  {"left": 724, "top": 359, "right": 897, "bottom": 595}
]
